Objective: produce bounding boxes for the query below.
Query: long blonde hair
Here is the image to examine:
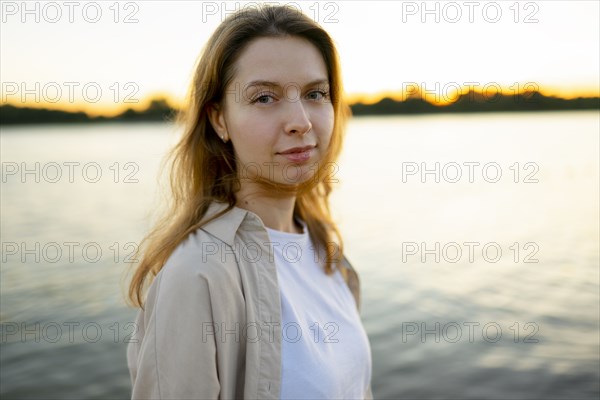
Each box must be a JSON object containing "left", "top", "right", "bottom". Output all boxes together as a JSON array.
[{"left": 126, "top": 5, "right": 352, "bottom": 309}]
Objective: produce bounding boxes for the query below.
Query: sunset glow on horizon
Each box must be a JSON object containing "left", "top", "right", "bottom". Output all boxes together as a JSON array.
[{"left": 2, "top": 83, "right": 599, "bottom": 118}]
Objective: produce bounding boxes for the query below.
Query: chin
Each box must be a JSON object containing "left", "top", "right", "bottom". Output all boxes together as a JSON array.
[{"left": 277, "top": 164, "right": 317, "bottom": 185}]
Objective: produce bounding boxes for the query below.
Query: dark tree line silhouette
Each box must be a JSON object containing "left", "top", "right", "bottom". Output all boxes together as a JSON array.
[
  {"left": 351, "top": 91, "right": 599, "bottom": 115},
  {"left": 1, "top": 92, "right": 598, "bottom": 125}
]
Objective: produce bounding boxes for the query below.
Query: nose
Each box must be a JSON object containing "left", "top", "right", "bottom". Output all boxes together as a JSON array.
[{"left": 284, "top": 99, "right": 312, "bottom": 135}]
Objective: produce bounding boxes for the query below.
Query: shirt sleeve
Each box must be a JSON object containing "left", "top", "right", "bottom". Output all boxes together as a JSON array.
[{"left": 127, "top": 260, "right": 221, "bottom": 399}]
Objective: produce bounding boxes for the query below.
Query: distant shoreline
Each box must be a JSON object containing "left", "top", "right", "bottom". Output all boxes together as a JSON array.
[{"left": 1, "top": 92, "right": 598, "bottom": 125}]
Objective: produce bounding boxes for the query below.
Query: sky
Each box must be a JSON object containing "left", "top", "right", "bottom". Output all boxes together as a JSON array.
[{"left": 1, "top": 0, "right": 599, "bottom": 116}]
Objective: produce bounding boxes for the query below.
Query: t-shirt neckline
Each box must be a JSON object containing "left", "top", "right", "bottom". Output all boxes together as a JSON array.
[{"left": 264, "top": 216, "right": 307, "bottom": 237}]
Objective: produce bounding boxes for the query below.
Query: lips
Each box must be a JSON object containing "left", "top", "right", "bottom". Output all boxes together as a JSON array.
[
  {"left": 277, "top": 145, "right": 316, "bottom": 154},
  {"left": 277, "top": 146, "right": 315, "bottom": 163}
]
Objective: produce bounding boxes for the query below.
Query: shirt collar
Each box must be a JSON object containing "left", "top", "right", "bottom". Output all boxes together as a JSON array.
[
  {"left": 200, "top": 201, "right": 266, "bottom": 247},
  {"left": 199, "top": 201, "right": 361, "bottom": 310}
]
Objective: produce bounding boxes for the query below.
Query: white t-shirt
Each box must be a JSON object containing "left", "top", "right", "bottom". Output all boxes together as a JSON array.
[{"left": 265, "top": 218, "right": 372, "bottom": 399}]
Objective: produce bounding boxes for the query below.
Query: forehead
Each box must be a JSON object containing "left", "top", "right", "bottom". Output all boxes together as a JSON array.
[{"left": 232, "top": 36, "right": 329, "bottom": 85}]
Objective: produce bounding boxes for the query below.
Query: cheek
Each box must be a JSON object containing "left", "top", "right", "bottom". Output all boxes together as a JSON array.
[
  {"left": 315, "top": 106, "right": 335, "bottom": 145},
  {"left": 229, "top": 112, "right": 278, "bottom": 160}
]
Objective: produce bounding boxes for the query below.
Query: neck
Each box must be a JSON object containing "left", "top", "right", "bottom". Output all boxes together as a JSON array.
[{"left": 235, "top": 187, "right": 301, "bottom": 234}]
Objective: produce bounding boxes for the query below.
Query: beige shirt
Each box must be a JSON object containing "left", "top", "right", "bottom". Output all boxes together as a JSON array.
[{"left": 127, "top": 201, "right": 374, "bottom": 399}]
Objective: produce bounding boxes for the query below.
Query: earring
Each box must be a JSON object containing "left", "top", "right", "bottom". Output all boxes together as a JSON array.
[{"left": 221, "top": 135, "right": 226, "bottom": 143}]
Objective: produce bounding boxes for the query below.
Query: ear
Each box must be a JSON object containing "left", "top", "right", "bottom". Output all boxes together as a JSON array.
[{"left": 206, "top": 102, "right": 229, "bottom": 142}]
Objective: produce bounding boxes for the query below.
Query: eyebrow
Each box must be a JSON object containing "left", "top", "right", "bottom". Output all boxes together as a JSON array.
[{"left": 244, "top": 79, "right": 330, "bottom": 90}]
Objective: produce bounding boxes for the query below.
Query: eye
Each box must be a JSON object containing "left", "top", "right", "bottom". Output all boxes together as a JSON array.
[
  {"left": 252, "top": 92, "right": 276, "bottom": 104},
  {"left": 307, "top": 90, "right": 329, "bottom": 101}
]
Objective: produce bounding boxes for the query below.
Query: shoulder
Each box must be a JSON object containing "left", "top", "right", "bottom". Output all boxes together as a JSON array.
[
  {"left": 151, "top": 226, "right": 242, "bottom": 304},
  {"left": 339, "top": 254, "right": 362, "bottom": 312}
]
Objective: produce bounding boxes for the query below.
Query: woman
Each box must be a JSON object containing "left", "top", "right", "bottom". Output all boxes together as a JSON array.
[{"left": 126, "top": 5, "right": 373, "bottom": 399}]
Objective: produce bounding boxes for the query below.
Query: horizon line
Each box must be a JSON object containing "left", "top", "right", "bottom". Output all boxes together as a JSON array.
[{"left": 2, "top": 86, "right": 598, "bottom": 118}]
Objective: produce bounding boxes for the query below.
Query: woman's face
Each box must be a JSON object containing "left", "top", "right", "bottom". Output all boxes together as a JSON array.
[{"left": 209, "top": 36, "right": 335, "bottom": 187}]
